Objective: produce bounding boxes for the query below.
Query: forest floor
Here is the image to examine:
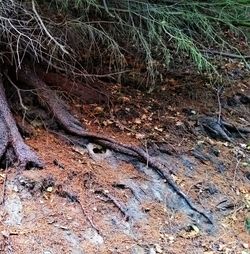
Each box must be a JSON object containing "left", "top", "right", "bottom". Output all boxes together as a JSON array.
[{"left": 0, "top": 59, "right": 249, "bottom": 254}]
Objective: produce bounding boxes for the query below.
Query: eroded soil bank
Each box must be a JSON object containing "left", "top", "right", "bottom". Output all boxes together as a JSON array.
[{"left": 0, "top": 70, "right": 249, "bottom": 254}]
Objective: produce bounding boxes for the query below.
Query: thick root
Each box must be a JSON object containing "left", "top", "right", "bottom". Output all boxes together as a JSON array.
[
  {"left": 18, "top": 64, "right": 213, "bottom": 224},
  {"left": 18, "top": 64, "right": 85, "bottom": 133},
  {"left": 0, "top": 75, "right": 43, "bottom": 170}
]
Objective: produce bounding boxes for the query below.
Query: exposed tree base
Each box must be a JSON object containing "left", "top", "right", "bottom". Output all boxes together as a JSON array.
[
  {"left": 0, "top": 76, "right": 43, "bottom": 170},
  {"left": 0, "top": 64, "right": 213, "bottom": 225}
]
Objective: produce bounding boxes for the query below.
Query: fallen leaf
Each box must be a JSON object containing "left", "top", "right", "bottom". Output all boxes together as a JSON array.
[
  {"left": 243, "top": 243, "right": 249, "bottom": 249},
  {"left": 154, "top": 244, "right": 163, "bottom": 253},
  {"left": 119, "top": 96, "right": 130, "bottom": 103},
  {"left": 135, "top": 133, "right": 145, "bottom": 140},
  {"left": 103, "top": 120, "right": 113, "bottom": 126},
  {"left": 179, "top": 225, "right": 200, "bottom": 238},
  {"left": 72, "top": 146, "right": 86, "bottom": 156},
  {"left": 94, "top": 106, "right": 104, "bottom": 114},
  {"left": 154, "top": 126, "right": 163, "bottom": 132},
  {"left": 134, "top": 118, "right": 142, "bottom": 124},
  {"left": 176, "top": 121, "right": 183, "bottom": 126},
  {"left": 244, "top": 194, "right": 250, "bottom": 208}
]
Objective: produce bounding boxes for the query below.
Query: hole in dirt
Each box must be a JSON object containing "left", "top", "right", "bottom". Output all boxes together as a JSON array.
[
  {"left": 245, "top": 172, "right": 250, "bottom": 181},
  {"left": 112, "top": 183, "right": 126, "bottom": 189},
  {"left": 26, "top": 161, "right": 42, "bottom": 170},
  {"left": 93, "top": 147, "right": 107, "bottom": 154},
  {"left": 0, "top": 151, "right": 17, "bottom": 169}
]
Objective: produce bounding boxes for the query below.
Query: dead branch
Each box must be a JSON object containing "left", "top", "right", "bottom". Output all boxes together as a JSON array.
[
  {"left": 200, "top": 49, "right": 250, "bottom": 60},
  {"left": 31, "top": 0, "right": 69, "bottom": 55}
]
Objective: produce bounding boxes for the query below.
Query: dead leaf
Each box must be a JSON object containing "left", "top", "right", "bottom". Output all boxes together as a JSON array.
[
  {"left": 119, "top": 96, "right": 131, "bottom": 103},
  {"left": 154, "top": 126, "right": 163, "bottom": 132},
  {"left": 135, "top": 133, "right": 145, "bottom": 140},
  {"left": 103, "top": 120, "right": 113, "bottom": 126},
  {"left": 94, "top": 106, "right": 104, "bottom": 114},
  {"left": 176, "top": 121, "right": 183, "bottom": 126},
  {"left": 179, "top": 225, "right": 200, "bottom": 239},
  {"left": 134, "top": 118, "right": 142, "bottom": 124},
  {"left": 72, "top": 146, "right": 86, "bottom": 156}
]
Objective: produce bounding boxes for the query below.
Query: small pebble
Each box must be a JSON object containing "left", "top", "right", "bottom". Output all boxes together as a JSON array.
[
  {"left": 242, "top": 243, "right": 249, "bottom": 249},
  {"left": 155, "top": 244, "right": 163, "bottom": 253},
  {"left": 149, "top": 248, "right": 156, "bottom": 254},
  {"left": 1, "top": 230, "right": 9, "bottom": 238}
]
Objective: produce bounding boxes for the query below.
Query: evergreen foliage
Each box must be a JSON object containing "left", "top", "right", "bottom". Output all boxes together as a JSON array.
[{"left": 1, "top": 0, "right": 249, "bottom": 84}]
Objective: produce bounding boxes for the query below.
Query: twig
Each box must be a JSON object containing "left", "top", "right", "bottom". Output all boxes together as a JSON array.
[
  {"left": 0, "top": 174, "right": 7, "bottom": 205},
  {"left": 96, "top": 189, "right": 129, "bottom": 221},
  {"left": 200, "top": 49, "right": 250, "bottom": 59},
  {"left": 31, "top": 0, "right": 69, "bottom": 55},
  {"left": 4, "top": 72, "right": 28, "bottom": 111},
  {"left": 78, "top": 200, "right": 101, "bottom": 234}
]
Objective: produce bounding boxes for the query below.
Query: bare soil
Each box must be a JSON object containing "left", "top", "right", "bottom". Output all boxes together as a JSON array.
[{"left": 0, "top": 68, "right": 249, "bottom": 254}]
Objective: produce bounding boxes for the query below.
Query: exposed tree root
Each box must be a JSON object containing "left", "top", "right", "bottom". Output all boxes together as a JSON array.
[
  {"left": 199, "top": 116, "right": 250, "bottom": 141},
  {"left": 0, "top": 75, "right": 43, "bottom": 170},
  {"left": 78, "top": 199, "right": 100, "bottom": 234},
  {"left": 16, "top": 64, "right": 213, "bottom": 224},
  {"left": 222, "top": 121, "right": 250, "bottom": 135},
  {"left": 199, "top": 117, "right": 232, "bottom": 142},
  {"left": 95, "top": 189, "right": 130, "bottom": 221}
]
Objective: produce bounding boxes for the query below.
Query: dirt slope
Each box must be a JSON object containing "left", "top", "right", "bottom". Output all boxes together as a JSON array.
[{"left": 0, "top": 72, "right": 249, "bottom": 254}]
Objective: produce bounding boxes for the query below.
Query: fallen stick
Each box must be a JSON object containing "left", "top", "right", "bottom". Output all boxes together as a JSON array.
[
  {"left": 200, "top": 49, "right": 250, "bottom": 60},
  {"left": 0, "top": 173, "right": 7, "bottom": 205}
]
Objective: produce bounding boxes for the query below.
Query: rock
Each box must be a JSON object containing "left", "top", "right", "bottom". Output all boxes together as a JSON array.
[
  {"left": 155, "top": 244, "right": 163, "bottom": 253},
  {"left": 83, "top": 228, "right": 104, "bottom": 245},
  {"left": 131, "top": 245, "right": 145, "bottom": 254},
  {"left": 149, "top": 248, "right": 157, "bottom": 254},
  {"left": 4, "top": 194, "right": 23, "bottom": 226}
]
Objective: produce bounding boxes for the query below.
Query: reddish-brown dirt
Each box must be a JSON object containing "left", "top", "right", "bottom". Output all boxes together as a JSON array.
[{"left": 0, "top": 69, "right": 249, "bottom": 254}]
